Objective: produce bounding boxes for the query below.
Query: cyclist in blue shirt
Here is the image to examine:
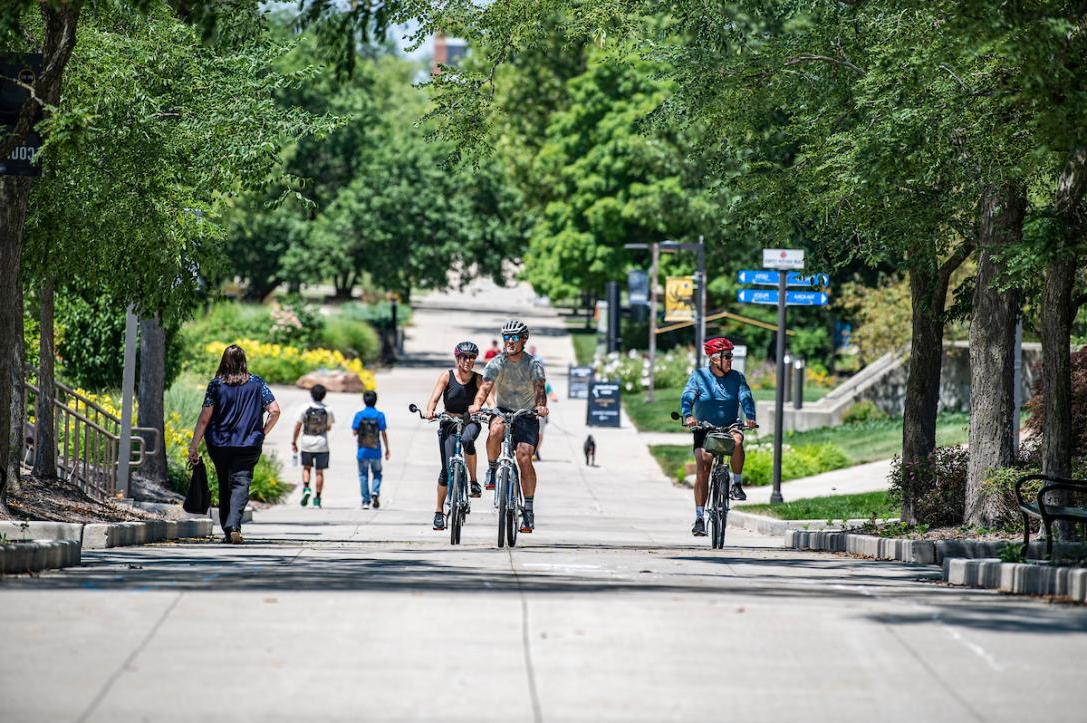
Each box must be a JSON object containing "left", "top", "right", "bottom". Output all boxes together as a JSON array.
[
  {"left": 352, "top": 390, "right": 390, "bottom": 510},
  {"left": 680, "top": 337, "right": 758, "bottom": 536}
]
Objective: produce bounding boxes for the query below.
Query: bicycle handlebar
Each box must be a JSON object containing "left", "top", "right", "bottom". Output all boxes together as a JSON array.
[
  {"left": 407, "top": 403, "right": 484, "bottom": 427},
  {"left": 476, "top": 407, "right": 539, "bottom": 423},
  {"left": 668, "top": 410, "right": 757, "bottom": 433}
]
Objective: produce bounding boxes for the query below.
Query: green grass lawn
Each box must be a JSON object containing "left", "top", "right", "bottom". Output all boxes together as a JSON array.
[
  {"left": 563, "top": 316, "right": 597, "bottom": 366},
  {"left": 736, "top": 490, "right": 897, "bottom": 520},
  {"left": 625, "top": 386, "right": 830, "bottom": 432}
]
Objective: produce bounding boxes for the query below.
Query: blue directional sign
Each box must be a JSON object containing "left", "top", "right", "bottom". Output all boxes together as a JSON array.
[
  {"left": 737, "top": 270, "right": 830, "bottom": 287},
  {"left": 737, "top": 289, "right": 829, "bottom": 306}
]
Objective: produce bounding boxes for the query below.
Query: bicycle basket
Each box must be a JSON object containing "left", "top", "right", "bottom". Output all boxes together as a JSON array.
[{"left": 703, "top": 432, "right": 735, "bottom": 457}]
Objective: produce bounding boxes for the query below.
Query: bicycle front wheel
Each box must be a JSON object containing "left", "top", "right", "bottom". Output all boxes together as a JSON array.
[
  {"left": 497, "top": 466, "right": 510, "bottom": 548},
  {"left": 450, "top": 464, "right": 464, "bottom": 545},
  {"left": 506, "top": 470, "right": 519, "bottom": 548},
  {"left": 711, "top": 465, "right": 727, "bottom": 549}
]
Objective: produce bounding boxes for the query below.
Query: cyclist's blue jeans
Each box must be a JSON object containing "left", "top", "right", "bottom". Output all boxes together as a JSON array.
[{"left": 358, "top": 457, "right": 382, "bottom": 502}]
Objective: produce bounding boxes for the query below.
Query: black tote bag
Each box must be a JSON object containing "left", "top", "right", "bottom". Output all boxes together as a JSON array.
[{"left": 183, "top": 458, "right": 211, "bottom": 514}]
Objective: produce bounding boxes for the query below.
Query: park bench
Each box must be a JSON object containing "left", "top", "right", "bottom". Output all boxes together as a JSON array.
[{"left": 1016, "top": 474, "right": 1087, "bottom": 560}]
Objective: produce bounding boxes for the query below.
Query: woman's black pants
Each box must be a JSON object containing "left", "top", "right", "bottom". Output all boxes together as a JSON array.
[{"left": 207, "top": 444, "right": 262, "bottom": 534}]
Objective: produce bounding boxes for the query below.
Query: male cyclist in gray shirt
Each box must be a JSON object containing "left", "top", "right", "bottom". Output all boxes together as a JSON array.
[{"left": 468, "top": 319, "right": 548, "bottom": 532}]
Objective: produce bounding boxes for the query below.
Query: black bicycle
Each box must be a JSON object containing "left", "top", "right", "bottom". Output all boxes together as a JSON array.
[
  {"left": 672, "top": 411, "right": 755, "bottom": 549},
  {"left": 410, "top": 404, "right": 481, "bottom": 545}
]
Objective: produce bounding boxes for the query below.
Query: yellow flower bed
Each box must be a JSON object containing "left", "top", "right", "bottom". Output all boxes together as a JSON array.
[{"left": 198, "top": 339, "right": 377, "bottom": 390}]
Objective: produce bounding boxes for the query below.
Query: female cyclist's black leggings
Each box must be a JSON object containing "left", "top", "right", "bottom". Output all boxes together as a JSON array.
[{"left": 437, "top": 421, "right": 481, "bottom": 486}]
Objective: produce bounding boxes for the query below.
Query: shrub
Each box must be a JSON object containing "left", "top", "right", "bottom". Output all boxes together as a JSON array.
[
  {"left": 271, "top": 295, "right": 323, "bottom": 347},
  {"left": 320, "top": 316, "right": 380, "bottom": 363},
  {"left": 185, "top": 339, "right": 377, "bottom": 390},
  {"left": 887, "top": 446, "right": 969, "bottom": 526},
  {"left": 842, "top": 400, "right": 888, "bottom": 425},
  {"left": 592, "top": 348, "right": 694, "bottom": 391},
  {"left": 1024, "top": 345, "right": 1087, "bottom": 458},
  {"left": 977, "top": 466, "right": 1043, "bottom": 532},
  {"left": 740, "top": 441, "right": 850, "bottom": 486}
]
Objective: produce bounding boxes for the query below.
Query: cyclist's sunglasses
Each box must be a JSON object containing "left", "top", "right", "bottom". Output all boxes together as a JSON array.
[
  {"left": 457, "top": 354, "right": 477, "bottom": 361},
  {"left": 502, "top": 334, "right": 522, "bottom": 342},
  {"left": 715, "top": 352, "right": 734, "bottom": 360}
]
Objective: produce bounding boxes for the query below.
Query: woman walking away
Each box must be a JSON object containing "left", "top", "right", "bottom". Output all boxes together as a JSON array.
[{"left": 189, "top": 344, "right": 281, "bottom": 544}]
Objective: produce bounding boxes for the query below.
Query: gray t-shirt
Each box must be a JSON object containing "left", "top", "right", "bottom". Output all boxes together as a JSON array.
[{"left": 483, "top": 353, "right": 546, "bottom": 411}]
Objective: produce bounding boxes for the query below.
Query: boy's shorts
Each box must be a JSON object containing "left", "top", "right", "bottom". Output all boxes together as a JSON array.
[{"left": 301, "top": 451, "right": 330, "bottom": 469}]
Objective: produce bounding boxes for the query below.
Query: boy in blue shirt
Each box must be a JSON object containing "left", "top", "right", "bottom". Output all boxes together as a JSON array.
[
  {"left": 352, "top": 390, "right": 390, "bottom": 509},
  {"left": 680, "top": 337, "right": 758, "bottom": 536}
]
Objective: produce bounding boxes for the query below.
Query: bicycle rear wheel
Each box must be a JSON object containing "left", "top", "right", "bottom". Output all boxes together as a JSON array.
[{"left": 497, "top": 467, "right": 509, "bottom": 548}]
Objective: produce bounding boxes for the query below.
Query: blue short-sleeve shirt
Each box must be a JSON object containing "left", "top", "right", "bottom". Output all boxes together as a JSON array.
[
  {"left": 352, "top": 407, "right": 387, "bottom": 460},
  {"left": 202, "top": 375, "right": 275, "bottom": 448}
]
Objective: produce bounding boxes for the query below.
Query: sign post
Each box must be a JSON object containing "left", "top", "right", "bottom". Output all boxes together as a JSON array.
[{"left": 0, "top": 53, "right": 44, "bottom": 177}]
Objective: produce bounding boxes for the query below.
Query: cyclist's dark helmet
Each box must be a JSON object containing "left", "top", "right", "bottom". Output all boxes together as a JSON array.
[
  {"left": 454, "top": 341, "right": 479, "bottom": 358},
  {"left": 501, "top": 319, "right": 529, "bottom": 337}
]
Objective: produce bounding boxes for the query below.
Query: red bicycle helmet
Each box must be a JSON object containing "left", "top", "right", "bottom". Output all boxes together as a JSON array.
[{"left": 704, "top": 337, "right": 734, "bottom": 356}]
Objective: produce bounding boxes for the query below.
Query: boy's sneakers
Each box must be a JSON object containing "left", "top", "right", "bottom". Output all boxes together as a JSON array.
[
  {"left": 362, "top": 500, "right": 371, "bottom": 510},
  {"left": 372, "top": 494, "right": 380, "bottom": 509},
  {"left": 313, "top": 496, "right": 322, "bottom": 508},
  {"left": 300, "top": 486, "right": 311, "bottom": 507},
  {"left": 433, "top": 512, "right": 446, "bottom": 530}
]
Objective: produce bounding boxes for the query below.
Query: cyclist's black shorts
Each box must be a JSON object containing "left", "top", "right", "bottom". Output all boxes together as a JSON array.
[
  {"left": 494, "top": 408, "right": 540, "bottom": 450},
  {"left": 692, "top": 426, "right": 743, "bottom": 452}
]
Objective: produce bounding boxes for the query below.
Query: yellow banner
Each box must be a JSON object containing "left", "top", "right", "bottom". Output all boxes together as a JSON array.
[{"left": 664, "top": 276, "right": 694, "bottom": 321}]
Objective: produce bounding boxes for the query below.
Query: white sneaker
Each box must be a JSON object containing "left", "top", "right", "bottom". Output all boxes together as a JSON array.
[{"left": 362, "top": 501, "right": 371, "bottom": 510}]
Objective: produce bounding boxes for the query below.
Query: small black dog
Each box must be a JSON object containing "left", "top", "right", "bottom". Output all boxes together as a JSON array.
[{"left": 583, "top": 434, "right": 596, "bottom": 466}]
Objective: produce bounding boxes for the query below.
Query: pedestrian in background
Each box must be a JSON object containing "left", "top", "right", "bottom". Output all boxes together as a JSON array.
[
  {"left": 189, "top": 344, "right": 281, "bottom": 544},
  {"left": 292, "top": 384, "right": 334, "bottom": 509},
  {"left": 353, "top": 390, "right": 390, "bottom": 509},
  {"left": 484, "top": 339, "right": 500, "bottom": 361}
]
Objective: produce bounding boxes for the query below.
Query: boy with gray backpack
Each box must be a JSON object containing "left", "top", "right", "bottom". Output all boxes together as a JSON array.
[{"left": 292, "top": 384, "right": 335, "bottom": 508}]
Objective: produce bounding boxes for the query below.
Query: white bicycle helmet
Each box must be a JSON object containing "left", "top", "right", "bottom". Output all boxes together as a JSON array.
[{"left": 501, "top": 319, "right": 529, "bottom": 337}]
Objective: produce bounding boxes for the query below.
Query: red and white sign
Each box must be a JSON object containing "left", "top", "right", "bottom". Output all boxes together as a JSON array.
[{"left": 762, "top": 248, "right": 805, "bottom": 270}]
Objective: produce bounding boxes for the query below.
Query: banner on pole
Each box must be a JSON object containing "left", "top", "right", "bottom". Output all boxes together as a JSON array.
[{"left": 664, "top": 276, "right": 694, "bottom": 321}]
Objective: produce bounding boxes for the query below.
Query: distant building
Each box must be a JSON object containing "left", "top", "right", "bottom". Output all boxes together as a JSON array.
[{"left": 432, "top": 34, "right": 468, "bottom": 74}]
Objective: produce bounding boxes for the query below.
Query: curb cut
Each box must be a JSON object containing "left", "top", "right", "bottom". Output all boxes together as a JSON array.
[
  {"left": 728, "top": 511, "right": 881, "bottom": 537},
  {"left": 0, "top": 540, "right": 81, "bottom": 575}
]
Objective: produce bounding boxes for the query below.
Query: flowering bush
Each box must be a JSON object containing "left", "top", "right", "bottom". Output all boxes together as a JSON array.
[
  {"left": 592, "top": 347, "right": 695, "bottom": 392},
  {"left": 188, "top": 339, "right": 378, "bottom": 390}
]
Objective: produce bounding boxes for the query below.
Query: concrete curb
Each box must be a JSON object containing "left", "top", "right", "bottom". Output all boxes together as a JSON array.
[
  {"left": 784, "top": 529, "right": 1048, "bottom": 566},
  {"left": 82, "top": 518, "right": 213, "bottom": 549},
  {"left": 1, "top": 518, "right": 213, "bottom": 550},
  {"left": 0, "top": 540, "right": 81, "bottom": 575},
  {"left": 945, "top": 558, "right": 1087, "bottom": 602}
]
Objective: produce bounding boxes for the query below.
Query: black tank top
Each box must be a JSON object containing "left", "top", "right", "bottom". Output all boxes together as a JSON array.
[{"left": 443, "top": 370, "right": 480, "bottom": 414}]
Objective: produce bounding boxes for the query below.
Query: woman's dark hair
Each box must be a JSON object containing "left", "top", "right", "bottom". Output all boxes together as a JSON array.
[{"left": 215, "top": 345, "right": 251, "bottom": 386}]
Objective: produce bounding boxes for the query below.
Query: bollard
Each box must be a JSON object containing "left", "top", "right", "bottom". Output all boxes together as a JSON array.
[
  {"left": 793, "top": 358, "right": 805, "bottom": 409},
  {"left": 782, "top": 354, "right": 792, "bottom": 403}
]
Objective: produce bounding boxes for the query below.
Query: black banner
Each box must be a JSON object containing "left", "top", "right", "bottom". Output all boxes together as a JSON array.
[
  {"left": 1, "top": 53, "right": 43, "bottom": 177},
  {"left": 586, "top": 380, "right": 621, "bottom": 428},
  {"left": 568, "top": 365, "right": 593, "bottom": 399}
]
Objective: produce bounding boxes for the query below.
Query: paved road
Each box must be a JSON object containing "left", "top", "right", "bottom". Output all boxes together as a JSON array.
[{"left": 2, "top": 280, "right": 1085, "bottom": 722}]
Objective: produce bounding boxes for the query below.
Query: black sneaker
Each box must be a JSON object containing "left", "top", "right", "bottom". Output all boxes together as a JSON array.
[
  {"left": 691, "top": 517, "right": 707, "bottom": 536},
  {"left": 519, "top": 509, "right": 535, "bottom": 533},
  {"left": 729, "top": 482, "right": 747, "bottom": 501},
  {"left": 372, "top": 494, "right": 380, "bottom": 509},
  {"left": 433, "top": 512, "right": 446, "bottom": 531},
  {"left": 485, "top": 468, "right": 496, "bottom": 491},
  {"left": 469, "top": 481, "right": 482, "bottom": 498}
]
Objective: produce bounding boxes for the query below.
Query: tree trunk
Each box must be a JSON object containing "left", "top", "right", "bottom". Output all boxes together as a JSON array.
[
  {"left": 33, "top": 277, "right": 58, "bottom": 479},
  {"left": 1041, "top": 149, "right": 1087, "bottom": 539},
  {"left": 901, "top": 244, "right": 971, "bottom": 523},
  {"left": 0, "top": 178, "right": 32, "bottom": 507},
  {"left": 965, "top": 185, "right": 1025, "bottom": 526},
  {"left": 137, "top": 314, "right": 168, "bottom": 485},
  {"left": 0, "top": 5, "right": 81, "bottom": 508}
]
